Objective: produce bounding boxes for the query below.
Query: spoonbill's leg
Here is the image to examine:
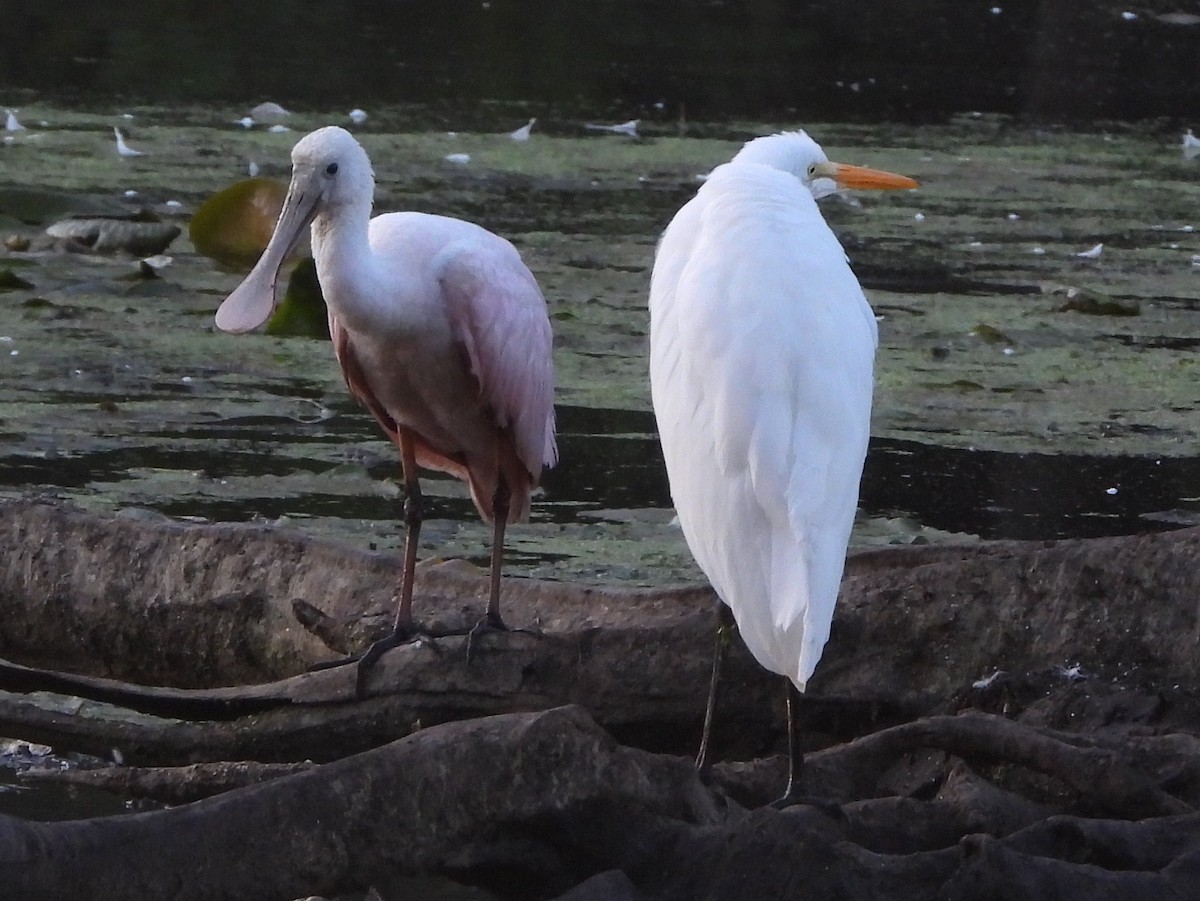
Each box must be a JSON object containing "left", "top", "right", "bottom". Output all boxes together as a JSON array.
[
  {"left": 466, "top": 476, "right": 512, "bottom": 659},
  {"left": 484, "top": 476, "right": 511, "bottom": 628},
  {"left": 351, "top": 433, "right": 425, "bottom": 694},
  {"left": 696, "top": 600, "right": 737, "bottom": 776},
  {"left": 391, "top": 433, "right": 424, "bottom": 633}
]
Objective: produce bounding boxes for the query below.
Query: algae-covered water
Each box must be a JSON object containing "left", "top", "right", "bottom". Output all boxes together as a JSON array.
[{"left": 2, "top": 106, "right": 1199, "bottom": 586}]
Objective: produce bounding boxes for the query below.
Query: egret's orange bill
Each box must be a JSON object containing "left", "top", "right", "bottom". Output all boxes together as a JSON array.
[{"left": 831, "top": 162, "right": 919, "bottom": 190}]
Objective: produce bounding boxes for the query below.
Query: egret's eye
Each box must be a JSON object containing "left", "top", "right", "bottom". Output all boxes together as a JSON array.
[
  {"left": 326, "top": 162, "right": 339, "bottom": 175},
  {"left": 806, "top": 164, "right": 818, "bottom": 178}
]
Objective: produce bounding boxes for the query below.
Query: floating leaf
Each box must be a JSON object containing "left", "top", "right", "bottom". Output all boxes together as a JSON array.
[
  {"left": 0, "top": 268, "right": 34, "bottom": 290},
  {"left": 1055, "top": 286, "right": 1140, "bottom": 317},
  {"left": 969, "top": 323, "right": 1014, "bottom": 345},
  {"left": 266, "top": 257, "right": 329, "bottom": 339},
  {"left": 189, "top": 178, "right": 288, "bottom": 269}
]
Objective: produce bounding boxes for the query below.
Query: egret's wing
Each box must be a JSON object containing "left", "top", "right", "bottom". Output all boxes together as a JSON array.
[
  {"left": 650, "top": 164, "right": 876, "bottom": 689},
  {"left": 437, "top": 243, "right": 558, "bottom": 481}
]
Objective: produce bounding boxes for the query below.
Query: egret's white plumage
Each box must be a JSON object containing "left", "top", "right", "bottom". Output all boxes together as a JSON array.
[
  {"left": 216, "top": 126, "right": 556, "bottom": 675},
  {"left": 652, "top": 131, "right": 916, "bottom": 800},
  {"left": 651, "top": 131, "right": 915, "bottom": 700}
]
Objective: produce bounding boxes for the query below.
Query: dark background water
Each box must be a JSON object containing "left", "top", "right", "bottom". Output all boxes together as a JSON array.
[{"left": 3, "top": 0, "right": 1200, "bottom": 123}]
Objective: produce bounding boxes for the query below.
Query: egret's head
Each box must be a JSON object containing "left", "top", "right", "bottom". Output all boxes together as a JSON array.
[{"left": 733, "top": 130, "right": 918, "bottom": 199}]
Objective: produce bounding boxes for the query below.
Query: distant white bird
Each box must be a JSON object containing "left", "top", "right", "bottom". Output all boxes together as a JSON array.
[
  {"left": 585, "top": 119, "right": 640, "bottom": 138},
  {"left": 248, "top": 161, "right": 260, "bottom": 177},
  {"left": 5, "top": 109, "right": 25, "bottom": 132},
  {"left": 113, "top": 127, "right": 145, "bottom": 157},
  {"left": 510, "top": 118, "right": 536, "bottom": 142},
  {"left": 1182, "top": 128, "right": 1200, "bottom": 160},
  {"left": 348, "top": 108, "right": 368, "bottom": 125},
  {"left": 268, "top": 124, "right": 292, "bottom": 134},
  {"left": 235, "top": 116, "right": 255, "bottom": 128},
  {"left": 649, "top": 130, "right": 917, "bottom": 805},
  {"left": 444, "top": 153, "right": 471, "bottom": 165},
  {"left": 1075, "top": 242, "right": 1104, "bottom": 259}
]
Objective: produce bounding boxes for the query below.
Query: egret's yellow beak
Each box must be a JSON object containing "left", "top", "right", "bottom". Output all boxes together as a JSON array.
[{"left": 812, "top": 161, "right": 919, "bottom": 190}]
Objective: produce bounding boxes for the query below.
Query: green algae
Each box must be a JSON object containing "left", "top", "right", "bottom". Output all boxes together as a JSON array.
[{"left": 2, "top": 106, "right": 1199, "bottom": 584}]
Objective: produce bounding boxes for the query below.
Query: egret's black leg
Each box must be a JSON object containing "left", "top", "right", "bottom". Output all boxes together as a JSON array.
[
  {"left": 772, "top": 678, "right": 843, "bottom": 817},
  {"left": 696, "top": 600, "right": 737, "bottom": 777}
]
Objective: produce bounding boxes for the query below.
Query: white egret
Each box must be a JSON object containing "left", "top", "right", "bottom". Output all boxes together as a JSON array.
[
  {"left": 5, "top": 109, "right": 25, "bottom": 132},
  {"left": 1182, "top": 128, "right": 1200, "bottom": 160},
  {"left": 510, "top": 118, "right": 536, "bottom": 142},
  {"left": 216, "top": 126, "right": 557, "bottom": 689},
  {"left": 648, "top": 130, "right": 917, "bottom": 804},
  {"left": 113, "top": 127, "right": 144, "bottom": 157},
  {"left": 585, "top": 119, "right": 640, "bottom": 138}
]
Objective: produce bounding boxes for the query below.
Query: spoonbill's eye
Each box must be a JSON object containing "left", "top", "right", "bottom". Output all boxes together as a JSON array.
[
  {"left": 326, "top": 162, "right": 339, "bottom": 175},
  {"left": 806, "top": 164, "right": 818, "bottom": 177}
]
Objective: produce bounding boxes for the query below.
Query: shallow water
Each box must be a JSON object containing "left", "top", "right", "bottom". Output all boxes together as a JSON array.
[{"left": 2, "top": 108, "right": 1199, "bottom": 590}]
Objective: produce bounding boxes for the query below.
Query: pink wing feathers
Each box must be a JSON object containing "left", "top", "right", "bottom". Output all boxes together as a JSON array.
[{"left": 439, "top": 247, "right": 558, "bottom": 482}]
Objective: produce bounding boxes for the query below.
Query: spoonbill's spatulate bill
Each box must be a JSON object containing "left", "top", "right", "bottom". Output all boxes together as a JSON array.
[
  {"left": 216, "top": 126, "right": 557, "bottom": 687},
  {"left": 648, "top": 130, "right": 917, "bottom": 805}
]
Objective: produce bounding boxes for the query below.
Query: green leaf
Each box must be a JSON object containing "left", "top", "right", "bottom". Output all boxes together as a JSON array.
[
  {"left": 266, "top": 257, "right": 329, "bottom": 339},
  {"left": 189, "top": 178, "right": 288, "bottom": 269}
]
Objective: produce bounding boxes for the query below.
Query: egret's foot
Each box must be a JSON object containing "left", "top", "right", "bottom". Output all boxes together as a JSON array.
[{"left": 770, "top": 790, "right": 845, "bottom": 819}]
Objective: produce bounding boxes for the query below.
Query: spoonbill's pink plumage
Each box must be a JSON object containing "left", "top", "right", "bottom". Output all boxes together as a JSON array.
[{"left": 216, "top": 126, "right": 556, "bottom": 685}]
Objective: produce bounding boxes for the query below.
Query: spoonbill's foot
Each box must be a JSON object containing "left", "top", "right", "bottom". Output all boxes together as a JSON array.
[
  {"left": 309, "top": 623, "right": 438, "bottom": 697},
  {"left": 465, "top": 611, "right": 514, "bottom": 662}
]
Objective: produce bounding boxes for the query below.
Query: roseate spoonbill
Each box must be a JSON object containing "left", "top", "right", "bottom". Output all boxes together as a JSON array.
[
  {"left": 216, "top": 126, "right": 557, "bottom": 686},
  {"left": 648, "top": 130, "right": 916, "bottom": 804}
]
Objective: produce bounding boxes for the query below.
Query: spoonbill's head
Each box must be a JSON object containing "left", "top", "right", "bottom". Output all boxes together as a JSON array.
[
  {"left": 731, "top": 130, "right": 918, "bottom": 200},
  {"left": 215, "top": 126, "right": 374, "bottom": 333}
]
